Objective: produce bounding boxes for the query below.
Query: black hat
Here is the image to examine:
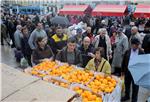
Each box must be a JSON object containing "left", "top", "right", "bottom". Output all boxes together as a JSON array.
[{"left": 131, "top": 37, "right": 140, "bottom": 45}]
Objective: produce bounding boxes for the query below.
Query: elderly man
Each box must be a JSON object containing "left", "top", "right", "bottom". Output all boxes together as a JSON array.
[
  {"left": 78, "top": 36, "right": 95, "bottom": 67},
  {"left": 94, "top": 28, "right": 112, "bottom": 60},
  {"left": 28, "top": 22, "right": 47, "bottom": 50},
  {"left": 82, "top": 27, "right": 94, "bottom": 41},
  {"left": 14, "top": 25, "right": 23, "bottom": 62},
  {"left": 129, "top": 26, "right": 142, "bottom": 48},
  {"left": 14, "top": 25, "right": 22, "bottom": 49},
  {"left": 121, "top": 38, "right": 144, "bottom": 102},
  {"left": 56, "top": 37, "right": 82, "bottom": 67}
]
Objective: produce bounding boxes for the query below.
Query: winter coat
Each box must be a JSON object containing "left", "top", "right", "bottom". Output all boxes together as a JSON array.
[
  {"left": 122, "top": 48, "right": 144, "bottom": 73},
  {"left": 32, "top": 45, "right": 54, "bottom": 65},
  {"left": 14, "top": 30, "right": 23, "bottom": 49},
  {"left": 129, "top": 33, "right": 142, "bottom": 48},
  {"left": 112, "top": 33, "right": 128, "bottom": 68},
  {"left": 50, "top": 34, "right": 68, "bottom": 55},
  {"left": 28, "top": 29, "right": 47, "bottom": 50},
  {"left": 94, "top": 34, "right": 112, "bottom": 60},
  {"left": 1, "top": 23, "right": 8, "bottom": 38},
  {"left": 21, "top": 35, "right": 32, "bottom": 57},
  {"left": 78, "top": 44, "right": 95, "bottom": 67},
  {"left": 86, "top": 58, "right": 111, "bottom": 75},
  {"left": 56, "top": 47, "right": 83, "bottom": 67},
  {"left": 142, "top": 34, "right": 150, "bottom": 54}
]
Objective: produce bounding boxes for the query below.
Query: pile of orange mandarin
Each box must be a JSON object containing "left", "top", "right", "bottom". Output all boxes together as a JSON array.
[
  {"left": 87, "top": 75, "right": 116, "bottom": 93},
  {"left": 73, "top": 86, "right": 102, "bottom": 102},
  {"left": 25, "top": 60, "right": 118, "bottom": 102},
  {"left": 63, "top": 69, "right": 94, "bottom": 84},
  {"left": 48, "top": 64, "right": 75, "bottom": 77},
  {"left": 30, "top": 61, "right": 58, "bottom": 77},
  {"left": 50, "top": 79, "right": 69, "bottom": 88}
]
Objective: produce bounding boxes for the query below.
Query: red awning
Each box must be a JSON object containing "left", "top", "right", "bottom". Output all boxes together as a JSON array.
[
  {"left": 134, "top": 5, "right": 150, "bottom": 18},
  {"left": 59, "top": 5, "right": 92, "bottom": 15},
  {"left": 92, "top": 5, "right": 127, "bottom": 16}
]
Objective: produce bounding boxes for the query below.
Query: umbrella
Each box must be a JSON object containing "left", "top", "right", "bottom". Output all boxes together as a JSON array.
[
  {"left": 128, "top": 54, "right": 150, "bottom": 90},
  {"left": 51, "top": 16, "right": 70, "bottom": 26}
]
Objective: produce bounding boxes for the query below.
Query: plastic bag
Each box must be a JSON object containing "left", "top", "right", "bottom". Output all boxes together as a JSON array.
[{"left": 20, "top": 57, "right": 29, "bottom": 68}]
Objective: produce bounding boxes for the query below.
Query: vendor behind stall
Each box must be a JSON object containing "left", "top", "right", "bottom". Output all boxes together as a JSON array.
[
  {"left": 32, "top": 36, "right": 54, "bottom": 65},
  {"left": 85, "top": 47, "right": 111, "bottom": 75}
]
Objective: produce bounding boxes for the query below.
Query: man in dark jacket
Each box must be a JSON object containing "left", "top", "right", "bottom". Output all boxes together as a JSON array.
[
  {"left": 121, "top": 38, "right": 145, "bottom": 102},
  {"left": 142, "top": 34, "right": 150, "bottom": 54},
  {"left": 21, "top": 26, "right": 32, "bottom": 66},
  {"left": 7, "top": 18, "right": 16, "bottom": 48},
  {"left": 142, "top": 23, "right": 150, "bottom": 54},
  {"left": 32, "top": 37, "right": 54, "bottom": 65},
  {"left": 56, "top": 37, "right": 82, "bottom": 67},
  {"left": 49, "top": 27, "right": 68, "bottom": 55},
  {"left": 82, "top": 27, "right": 94, "bottom": 41},
  {"left": 78, "top": 37, "right": 95, "bottom": 67},
  {"left": 1, "top": 23, "right": 8, "bottom": 45},
  {"left": 124, "top": 21, "right": 135, "bottom": 39}
]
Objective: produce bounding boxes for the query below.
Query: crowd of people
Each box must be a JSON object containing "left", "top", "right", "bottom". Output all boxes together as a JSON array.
[{"left": 1, "top": 11, "right": 150, "bottom": 102}]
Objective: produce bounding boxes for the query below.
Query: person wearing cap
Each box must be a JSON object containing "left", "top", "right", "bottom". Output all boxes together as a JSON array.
[
  {"left": 112, "top": 28, "right": 128, "bottom": 76},
  {"left": 121, "top": 37, "right": 144, "bottom": 102},
  {"left": 74, "top": 28, "right": 83, "bottom": 48}
]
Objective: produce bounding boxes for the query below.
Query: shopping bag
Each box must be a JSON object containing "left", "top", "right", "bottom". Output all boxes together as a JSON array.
[{"left": 20, "top": 57, "right": 29, "bottom": 68}]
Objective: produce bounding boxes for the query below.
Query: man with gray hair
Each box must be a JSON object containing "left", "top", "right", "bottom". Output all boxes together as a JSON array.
[
  {"left": 124, "top": 21, "right": 135, "bottom": 39},
  {"left": 94, "top": 28, "right": 112, "bottom": 60},
  {"left": 129, "top": 26, "right": 142, "bottom": 48},
  {"left": 14, "top": 25, "right": 23, "bottom": 49},
  {"left": 82, "top": 26, "right": 94, "bottom": 41}
]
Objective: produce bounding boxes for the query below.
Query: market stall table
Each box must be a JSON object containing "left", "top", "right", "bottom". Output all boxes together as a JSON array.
[
  {"left": 1, "top": 63, "right": 76, "bottom": 102},
  {"left": 24, "top": 60, "right": 122, "bottom": 102}
]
